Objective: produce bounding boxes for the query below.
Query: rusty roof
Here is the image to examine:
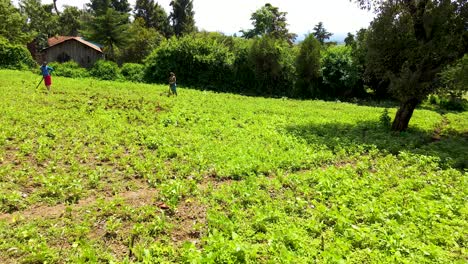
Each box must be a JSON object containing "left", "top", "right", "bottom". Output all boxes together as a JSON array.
[{"left": 46, "top": 36, "right": 103, "bottom": 53}]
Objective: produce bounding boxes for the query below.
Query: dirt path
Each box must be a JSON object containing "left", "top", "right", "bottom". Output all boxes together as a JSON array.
[
  {"left": 431, "top": 115, "right": 449, "bottom": 141},
  {"left": 0, "top": 188, "right": 157, "bottom": 222}
]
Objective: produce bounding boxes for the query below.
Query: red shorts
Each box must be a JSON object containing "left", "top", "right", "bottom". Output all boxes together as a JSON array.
[{"left": 44, "top": 75, "right": 52, "bottom": 86}]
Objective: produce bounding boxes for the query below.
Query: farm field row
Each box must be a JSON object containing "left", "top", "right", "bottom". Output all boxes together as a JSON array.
[{"left": 0, "top": 70, "right": 466, "bottom": 263}]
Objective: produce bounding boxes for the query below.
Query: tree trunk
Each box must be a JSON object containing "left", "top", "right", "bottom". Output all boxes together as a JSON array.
[
  {"left": 391, "top": 98, "right": 419, "bottom": 132},
  {"left": 53, "top": 0, "right": 60, "bottom": 15}
]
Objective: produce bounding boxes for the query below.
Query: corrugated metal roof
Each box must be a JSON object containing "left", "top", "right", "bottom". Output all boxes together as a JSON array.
[{"left": 45, "top": 36, "right": 103, "bottom": 53}]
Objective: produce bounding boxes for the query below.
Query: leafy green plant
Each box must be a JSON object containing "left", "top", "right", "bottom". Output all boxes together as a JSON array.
[
  {"left": 90, "top": 60, "right": 121, "bottom": 80},
  {"left": 121, "top": 63, "right": 144, "bottom": 83},
  {"left": 0, "top": 37, "right": 36, "bottom": 70},
  {"left": 321, "top": 45, "right": 364, "bottom": 98},
  {"left": 379, "top": 108, "right": 391, "bottom": 128}
]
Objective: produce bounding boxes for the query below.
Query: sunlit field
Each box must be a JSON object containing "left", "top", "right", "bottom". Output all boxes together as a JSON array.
[{"left": 0, "top": 70, "right": 466, "bottom": 263}]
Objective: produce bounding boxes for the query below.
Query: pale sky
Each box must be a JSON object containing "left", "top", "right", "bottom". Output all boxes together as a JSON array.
[{"left": 16, "top": 0, "right": 375, "bottom": 39}]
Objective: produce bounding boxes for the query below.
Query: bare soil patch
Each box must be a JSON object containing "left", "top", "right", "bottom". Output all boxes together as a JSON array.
[
  {"left": 0, "top": 187, "right": 156, "bottom": 222},
  {"left": 171, "top": 200, "right": 207, "bottom": 246}
]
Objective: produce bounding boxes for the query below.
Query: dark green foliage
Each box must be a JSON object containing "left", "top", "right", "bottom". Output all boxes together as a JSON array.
[
  {"left": 134, "top": 0, "right": 172, "bottom": 37},
  {"left": 0, "top": 38, "right": 36, "bottom": 69},
  {"left": 321, "top": 46, "right": 364, "bottom": 98},
  {"left": 48, "top": 61, "right": 89, "bottom": 78},
  {"left": 379, "top": 108, "right": 391, "bottom": 128},
  {"left": 87, "top": 0, "right": 131, "bottom": 15},
  {"left": 437, "top": 54, "right": 468, "bottom": 99},
  {"left": 294, "top": 34, "right": 321, "bottom": 98},
  {"left": 121, "top": 63, "right": 144, "bottom": 82},
  {"left": 81, "top": 8, "right": 130, "bottom": 60},
  {"left": 313, "top": 22, "right": 333, "bottom": 45},
  {"left": 230, "top": 38, "right": 256, "bottom": 94},
  {"left": 119, "top": 18, "right": 163, "bottom": 64},
  {"left": 428, "top": 94, "right": 467, "bottom": 111},
  {"left": 144, "top": 34, "right": 235, "bottom": 90},
  {"left": 349, "top": 28, "right": 390, "bottom": 99},
  {"left": 0, "top": 0, "right": 32, "bottom": 44},
  {"left": 344, "top": 33, "right": 354, "bottom": 47},
  {"left": 90, "top": 60, "right": 121, "bottom": 80},
  {"left": 58, "top": 6, "right": 82, "bottom": 36},
  {"left": 169, "top": 0, "right": 196, "bottom": 37},
  {"left": 19, "top": 0, "right": 59, "bottom": 49},
  {"left": 241, "top": 3, "right": 297, "bottom": 44},
  {"left": 249, "top": 36, "right": 296, "bottom": 96},
  {"left": 426, "top": 54, "right": 468, "bottom": 111}
]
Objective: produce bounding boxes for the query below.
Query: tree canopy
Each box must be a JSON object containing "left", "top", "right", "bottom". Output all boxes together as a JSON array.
[
  {"left": 169, "top": 0, "right": 196, "bottom": 37},
  {"left": 87, "top": 0, "right": 131, "bottom": 15},
  {"left": 0, "top": 0, "right": 32, "bottom": 44},
  {"left": 295, "top": 34, "right": 321, "bottom": 98},
  {"left": 134, "top": 0, "right": 171, "bottom": 37},
  {"left": 20, "top": 0, "right": 60, "bottom": 48},
  {"left": 58, "top": 6, "right": 82, "bottom": 36},
  {"left": 81, "top": 7, "right": 130, "bottom": 60},
  {"left": 312, "top": 22, "right": 332, "bottom": 45},
  {"left": 241, "top": 3, "right": 297, "bottom": 44}
]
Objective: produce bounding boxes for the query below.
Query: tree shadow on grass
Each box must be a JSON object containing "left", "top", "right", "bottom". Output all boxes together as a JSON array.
[{"left": 286, "top": 120, "right": 468, "bottom": 170}]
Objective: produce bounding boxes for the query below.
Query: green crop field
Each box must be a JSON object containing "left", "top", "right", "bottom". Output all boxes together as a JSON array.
[{"left": 0, "top": 69, "right": 467, "bottom": 263}]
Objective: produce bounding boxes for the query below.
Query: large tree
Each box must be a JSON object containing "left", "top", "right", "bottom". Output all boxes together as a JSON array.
[
  {"left": 241, "top": 3, "right": 296, "bottom": 44},
  {"left": 119, "top": 17, "right": 163, "bottom": 63},
  {"left": 19, "top": 0, "right": 59, "bottom": 48},
  {"left": 134, "top": 0, "right": 171, "bottom": 36},
  {"left": 87, "top": 0, "right": 131, "bottom": 15},
  {"left": 169, "top": 0, "right": 196, "bottom": 37},
  {"left": 312, "top": 22, "right": 333, "bottom": 45},
  {"left": 295, "top": 34, "right": 322, "bottom": 98},
  {"left": 81, "top": 8, "right": 130, "bottom": 60},
  {"left": 0, "top": 0, "right": 32, "bottom": 44},
  {"left": 58, "top": 5, "right": 82, "bottom": 36},
  {"left": 250, "top": 36, "right": 295, "bottom": 96},
  {"left": 353, "top": 0, "right": 467, "bottom": 131}
]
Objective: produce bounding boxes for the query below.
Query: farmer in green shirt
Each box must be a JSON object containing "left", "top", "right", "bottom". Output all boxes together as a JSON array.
[{"left": 169, "top": 72, "right": 177, "bottom": 96}]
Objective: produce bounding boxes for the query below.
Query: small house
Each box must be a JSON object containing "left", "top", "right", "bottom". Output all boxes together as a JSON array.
[{"left": 42, "top": 36, "right": 104, "bottom": 68}]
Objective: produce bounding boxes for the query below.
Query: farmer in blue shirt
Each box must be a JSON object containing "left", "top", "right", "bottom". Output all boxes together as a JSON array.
[{"left": 40, "top": 61, "right": 54, "bottom": 91}]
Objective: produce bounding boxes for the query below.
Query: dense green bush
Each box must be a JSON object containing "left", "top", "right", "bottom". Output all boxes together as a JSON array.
[
  {"left": 249, "top": 35, "right": 296, "bottom": 97},
  {"left": 294, "top": 34, "right": 322, "bottom": 98},
  {"left": 230, "top": 38, "right": 256, "bottom": 94},
  {"left": 427, "top": 94, "right": 467, "bottom": 111},
  {"left": 321, "top": 45, "right": 364, "bottom": 98},
  {"left": 0, "top": 37, "right": 36, "bottom": 70},
  {"left": 424, "top": 55, "right": 468, "bottom": 111},
  {"left": 48, "top": 61, "right": 89, "bottom": 78},
  {"left": 121, "top": 63, "right": 144, "bottom": 82},
  {"left": 144, "top": 34, "right": 235, "bottom": 91},
  {"left": 438, "top": 54, "right": 468, "bottom": 98},
  {"left": 118, "top": 18, "right": 164, "bottom": 64},
  {"left": 90, "top": 60, "right": 121, "bottom": 81}
]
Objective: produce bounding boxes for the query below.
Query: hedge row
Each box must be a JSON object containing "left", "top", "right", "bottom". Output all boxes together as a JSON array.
[{"left": 47, "top": 61, "right": 144, "bottom": 83}]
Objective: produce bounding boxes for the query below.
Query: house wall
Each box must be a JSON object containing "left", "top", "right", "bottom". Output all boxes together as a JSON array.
[{"left": 44, "top": 40, "right": 103, "bottom": 68}]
